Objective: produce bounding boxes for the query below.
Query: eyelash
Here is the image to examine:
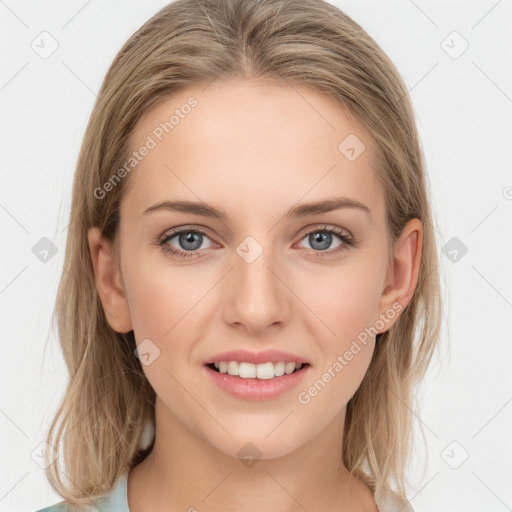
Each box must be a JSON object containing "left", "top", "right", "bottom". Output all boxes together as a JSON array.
[{"left": 157, "top": 225, "right": 357, "bottom": 260}]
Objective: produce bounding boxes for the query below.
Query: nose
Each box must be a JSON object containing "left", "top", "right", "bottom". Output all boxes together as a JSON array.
[{"left": 222, "top": 239, "right": 289, "bottom": 335}]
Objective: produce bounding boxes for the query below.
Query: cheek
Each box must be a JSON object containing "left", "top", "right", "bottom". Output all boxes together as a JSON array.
[
  {"left": 295, "top": 269, "right": 380, "bottom": 417},
  {"left": 121, "top": 257, "right": 211, "bottom": 413},
  {"left": 296, "top": 259, "right": 385, "bottom": 345},
  {"left": 292, "top": 256, "right": 385, "bottom": 403},
  {"left": 122, "top": 252, "right": 212, "bottom": 342}
]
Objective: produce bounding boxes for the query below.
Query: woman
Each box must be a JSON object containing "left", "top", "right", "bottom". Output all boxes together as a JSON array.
[{"left": 36, "top": 0, "right": 442, "bottom": 510}]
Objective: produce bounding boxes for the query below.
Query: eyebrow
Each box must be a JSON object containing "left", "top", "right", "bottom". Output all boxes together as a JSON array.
[{"left": 143, "top": 197, "right": 371, "bottom": 221}]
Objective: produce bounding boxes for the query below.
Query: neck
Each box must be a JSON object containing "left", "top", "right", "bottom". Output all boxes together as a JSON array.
[{"left": 127, "top": 398, "right": 377, "bottom": 512}]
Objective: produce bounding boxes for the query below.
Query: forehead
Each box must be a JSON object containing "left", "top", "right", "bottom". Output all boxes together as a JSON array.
[{"left": 122, "top": 79, "right": 385, "bottom": 224}]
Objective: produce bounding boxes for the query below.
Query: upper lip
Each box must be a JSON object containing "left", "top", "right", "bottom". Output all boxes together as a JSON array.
[{"left": 203, "top": 349, "right": 310, "bottom": 365}]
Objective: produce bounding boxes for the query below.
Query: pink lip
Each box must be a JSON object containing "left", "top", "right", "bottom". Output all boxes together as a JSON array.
[
  {"left": 202, "top": 349, "right": 309, "bottom": 365},
  {"left": 203, "top": 363, "right": 310, "bottom": 401}
]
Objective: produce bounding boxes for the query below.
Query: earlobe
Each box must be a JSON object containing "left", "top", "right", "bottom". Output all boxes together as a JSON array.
[
  {"left": 87, "top": 227, "right": 133, "bottom": 333},
  {"left": 377, "top": 218, "right": 423, "bottom": 332}
]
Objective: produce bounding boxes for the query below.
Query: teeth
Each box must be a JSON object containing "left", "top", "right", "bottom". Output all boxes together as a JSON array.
[
  {"left": 227, "top": 361, "right": 239, "bottom": 376},
  {"left": 214, "top": 361, "right": 304, "bottom": 379},
  {"left": 274, "top": 361, "right": 285, "bottom": 377},
  {"left": 285, "top": 362, "right": 296, "bottom": 374}
]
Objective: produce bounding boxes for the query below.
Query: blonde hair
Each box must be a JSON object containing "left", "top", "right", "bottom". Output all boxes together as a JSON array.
[{"left": 44, "top": 0, "right": 442, "bottom": 506}]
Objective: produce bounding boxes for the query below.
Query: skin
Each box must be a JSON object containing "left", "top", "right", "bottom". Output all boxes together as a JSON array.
[{"left": 88, "top": 78, "right": 422, "bottom": 512}]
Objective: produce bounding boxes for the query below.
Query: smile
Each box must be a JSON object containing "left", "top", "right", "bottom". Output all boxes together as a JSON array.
[
  {"left": 208, "top": 361, "right": 307, "bottom": 380},
  {"left": 204, "top": 361, "right": 310, "bottom": 401}
]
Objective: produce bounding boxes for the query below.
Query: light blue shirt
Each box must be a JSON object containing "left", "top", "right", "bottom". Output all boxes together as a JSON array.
[{"left": 34, "top": 472, "right": 129, "bottom": 511}]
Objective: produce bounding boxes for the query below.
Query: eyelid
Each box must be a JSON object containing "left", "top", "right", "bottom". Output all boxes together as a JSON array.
[
  {"left": 297, "top": 223, "right": 353, "bottom": 240},
  {"left": 294, "top": 224, "right": 357, "bottom": 256},
  {"left": 157, "top": 224, "right": 217, "bottom": 242},
  {"left": 158, "top": 223, "right": 353, "bottom": 241},
  {"left": 157, "top": 223, "right": 358, "bottom": 258}
]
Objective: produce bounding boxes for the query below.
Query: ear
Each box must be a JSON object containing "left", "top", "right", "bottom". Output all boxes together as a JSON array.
[
  {"left": 376, "top": 218, "right": 423, "bottom": 333},
  {"left": 87, "top": 227, "right": 133, "bottom": 333}
]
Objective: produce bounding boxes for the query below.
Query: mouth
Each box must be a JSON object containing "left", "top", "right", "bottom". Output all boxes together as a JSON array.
[
  {"left": 205, "top": 361, "right": 310, "bottom": 380},
  {"left": 203, "top": 360, "right": 311, "bottom": 401}
]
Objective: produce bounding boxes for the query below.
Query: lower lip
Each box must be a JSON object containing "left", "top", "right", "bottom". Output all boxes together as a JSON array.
[{"left": 203, "top": 364, "right": 310, "bottom": 401}]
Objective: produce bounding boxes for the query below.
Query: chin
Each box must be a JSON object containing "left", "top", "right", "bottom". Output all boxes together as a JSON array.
[{"left": 209, "top": 427, "right": 307, "bottom": 463}]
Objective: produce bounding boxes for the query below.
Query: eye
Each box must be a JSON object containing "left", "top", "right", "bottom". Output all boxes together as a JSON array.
[
  {"left": 158, "top": 227, "right": 216, "bottom": 259},
  {"left": 157, "top": 224, "right": 357, "bottom": 260},
  {"left": 296, "top": 225, "right": 355, "bottom": 258}
]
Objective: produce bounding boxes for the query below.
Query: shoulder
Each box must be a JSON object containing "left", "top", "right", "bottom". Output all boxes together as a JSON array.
[
  {"left": 33, "top": 502, "right": 98, "bottom": 512},
  {"left": 33, "top": 498, "right": 114, "bottom": 512},
  {"left": 33, "top": 472, "right": 129, "bottom": 512},
  {"left": 33, "top": 503, "right": 72, "bottom": 512}
]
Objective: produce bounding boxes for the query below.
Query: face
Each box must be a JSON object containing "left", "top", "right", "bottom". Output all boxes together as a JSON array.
[{"left": 89, "top": 78, "right": 418, "bottom": 460}]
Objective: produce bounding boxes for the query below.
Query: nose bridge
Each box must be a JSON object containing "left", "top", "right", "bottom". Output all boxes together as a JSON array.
[{"left": 223, "top": 234, "right": 287, "bottom": 332}]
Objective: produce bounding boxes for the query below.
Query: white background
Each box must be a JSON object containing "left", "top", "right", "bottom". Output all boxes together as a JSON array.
[{"left": 1, "top": 0, "right": 511, "bottom": 511}]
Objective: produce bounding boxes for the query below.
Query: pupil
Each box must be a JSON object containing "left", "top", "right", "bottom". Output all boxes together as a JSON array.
[
  {"left": 180, "top": 232, "right": 201, "bottom": 250},
  {"left": 311, "top": 232, "right": 331, "bottom": 250}
]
